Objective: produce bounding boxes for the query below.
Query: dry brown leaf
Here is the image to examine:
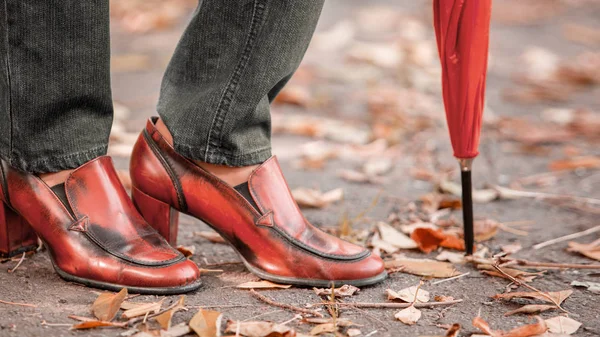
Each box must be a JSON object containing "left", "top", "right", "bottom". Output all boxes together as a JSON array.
[
  {"left": 386, "top": 286, "right": 430, "bottom": 303},
  {"left": 337, "top": 169, "right": 383, "bottom": 184},
  {"left": 363, "top": 157, "right": 393, "bottom": 176},
  {"left": 291, "top": 188, "right": 343, "bottom": 208},
  {"left": 394, "top": 305, "right": 421, "bottom": 325},
  {"left": 568, "top": 239, "right": 600, "bottom": 261},
  {"left": 474, "top": 219, "right": 499, "bottom": 242},
  {"left": 479, "top": 265, "right": 541, "bottom": 283},
  {"left": 92, "top": 288, "right": 127, "bottom": 322},
  {"left": 236, "top": 280, "right": 292, "bottom": 289},
  {"left": 492, "top": 290, "right": 573, "bottom": 305},
  {"left": 385, "top": 257, "right": 461, "bottom": 278},
  {"left": 302, "top": 317, "right": 354, "bottom": 327},
  {"left": 504, "top": 304, "right": 556, "bottom": 316},
  {"left": 435, "top": 251, "right": 466, "bottom": 264},
  {"left": 420, "top": 193, "right": 462, "bottom": 214},
  {"left": 70, "top": 320, "right": 126, "bottom": 330},
  {"left": 434, "top": 295, "right": 455, "bottom": 302},
  {"left": 194, "top": 231, "right": 226, "bottom": 244},
  {"left": 501, "top": 243, "right": 523, "bottom": 255},
  {"left": 545, "top": 316, "right": 582, "bottom": 335},
  {"left": 176, "top": 245, "right": 195, "bottom": 257},
  {"left": 410, "top": 228, "right": 465, "bottom": 253},
  {"left": 571, "top": 280, "right": 600, "bottom": 294},
  {"left": 445, "top": 323, "right": 461, "bottom": 337},
  {"left": 189, "top": 309, "right": 223, "bottom": 337},
  {"left": 313, "top": 284, "right": 360, "bottom": 298},
  {"left": 473, "top": 315, "right": 547, "bottom": 337},
  {"left": 154, "top": 296, "right": 185, "bottom": 330},
  {"left": 310, "top": 323, "right": 337, "bottom": 335},
  {"left": 347, "top": 328, "right": 362, "bottom": 337},
  {"left": 375, "top": 222, "right": 418, "bottom": 250},
  {"left": 121, "top": 300, "right": 164, "bottom": 319},
  {"left": 224, "top": 320, "right": 295, "bottom": 337},
  {"left": 549, "top": 156, "right": 600, "bottom": 171}
]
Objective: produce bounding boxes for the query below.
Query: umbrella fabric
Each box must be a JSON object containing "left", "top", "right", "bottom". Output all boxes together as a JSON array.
[{"left": 433, "top": 0, "right": 492, "bottom": 159}]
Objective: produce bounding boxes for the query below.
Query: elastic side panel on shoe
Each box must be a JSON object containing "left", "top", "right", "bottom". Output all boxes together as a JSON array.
[{"left": 234, "top": 182, "right": 260, "bottom": 212}]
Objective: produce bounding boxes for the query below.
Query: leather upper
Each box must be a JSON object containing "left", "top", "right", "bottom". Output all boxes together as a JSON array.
[
  {"left": 130, "top": 118, "right": 385, "bottom": 281},
  {"left": 0, "top": 156, "right": 199, "bottom": 289}
]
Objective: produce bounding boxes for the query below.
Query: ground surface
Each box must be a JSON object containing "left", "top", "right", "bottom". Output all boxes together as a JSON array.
[{"left": 1, "top": 1, "right": 599, "bottom": 337}]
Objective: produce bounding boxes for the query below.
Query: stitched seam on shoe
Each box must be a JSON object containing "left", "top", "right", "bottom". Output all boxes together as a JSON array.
[
  {"left": 143, "top": 129, "right": 187, "bottom": 212},
  {"left": 204, "top": 0, "right": 268, "bottom": 161}
]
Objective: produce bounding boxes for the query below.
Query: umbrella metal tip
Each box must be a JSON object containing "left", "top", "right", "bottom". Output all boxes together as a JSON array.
[{"left": 457, "top": 158, "right": 474, "bottom": 171}]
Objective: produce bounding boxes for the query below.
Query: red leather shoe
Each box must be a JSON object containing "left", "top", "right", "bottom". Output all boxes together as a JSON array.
[
  {"left": 130, "top": 118, "right": 387, "bottom": 287},
  {"left": 0, "top": 156, "right": 201, "bottom": 294}
]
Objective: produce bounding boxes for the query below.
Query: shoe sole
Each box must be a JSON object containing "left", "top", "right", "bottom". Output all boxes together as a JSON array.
[
  {"left": 51, "top": 259, "right": 202, "bottom": 295},
  {"left": 181, "top": 211, "right": 388, "bottom": 288}
]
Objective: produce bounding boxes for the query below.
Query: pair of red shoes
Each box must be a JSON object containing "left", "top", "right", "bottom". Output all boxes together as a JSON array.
[{"left": 0, "top": 118, "right": 386, "bottom": 294}]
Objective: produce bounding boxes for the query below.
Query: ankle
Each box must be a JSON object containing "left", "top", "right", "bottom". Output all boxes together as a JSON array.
[
  {"left": 38, "top": 169, "right": 75, "bottom": 186},
  {"left": 155, "top": 118, "right": 259, "bottom": 186}
]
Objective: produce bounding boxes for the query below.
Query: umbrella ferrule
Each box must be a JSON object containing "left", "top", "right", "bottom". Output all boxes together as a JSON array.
[{"left": 457, "top": 158, "right": 474, "bottom": 171}]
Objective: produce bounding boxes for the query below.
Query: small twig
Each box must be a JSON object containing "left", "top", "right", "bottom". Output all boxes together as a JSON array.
[
  {"left": 492, "top": 264, "right": 567, "bottom": 313},
  {"left": 411, "top": 281, "right": 424, "bottom": 305},
  {"left": 249, "top": 289, "right": 323, "bottom": 317},
  {"left": 432, "top": 272, "right": 470, "bottom": 285},
  {"left": 126, "top": 297, "right": 185, "bottom": 326},
  {"left": 497, "top": 223, "right": 529, "bottom": 236},
  {"left": 190, "top": 304, "right": 257, "bottom": 309},
  {"left": 41, "top": 321, "right": 72, "bottom": 327},
  {"left": 0, "top": 299, "right": 37, "bottom": 308},
  {"left": 7, "top": 253, "right": 26, "bottom": 273},
  {"left": 509, "top": 258, "right": 600, "bottom": 270},
  {"left": 316, "top": 299, "right": 463, "bottom": 309},
  {"left": 533, "top": 225, "right": 600, "bottom": 249}
]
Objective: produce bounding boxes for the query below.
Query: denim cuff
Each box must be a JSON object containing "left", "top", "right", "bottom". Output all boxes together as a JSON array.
[
  {"left": 0, "top": 145, "right": 108, "bottom": 174},
  {"left": 174, "top": 143, "right": 272, "bottom": 167}
]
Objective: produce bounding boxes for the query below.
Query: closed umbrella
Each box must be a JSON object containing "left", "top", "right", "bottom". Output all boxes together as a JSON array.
[{"left": 433, "top": 0, "right": 492, "bottom": 255}]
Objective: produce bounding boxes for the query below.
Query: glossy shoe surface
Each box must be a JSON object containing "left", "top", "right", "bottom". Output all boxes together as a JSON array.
[
  {"left": 130, "top": 118, "right": 387, "bottom": 287},
  {"left": 0, "top": 156, "right": 201, "bottom": 294}
]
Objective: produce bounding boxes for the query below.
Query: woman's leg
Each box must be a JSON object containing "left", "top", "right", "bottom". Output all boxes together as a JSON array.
[
  {"left": 156, "top": 0, "right": 324, "bottom": 185},
  {"left": 0, "top": 0, "right": 113, "bottom": 175}
]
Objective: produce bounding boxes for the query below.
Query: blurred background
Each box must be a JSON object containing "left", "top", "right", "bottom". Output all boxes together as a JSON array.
[{"left": 108, "top": 0, "right": 599, "bottom": 210}]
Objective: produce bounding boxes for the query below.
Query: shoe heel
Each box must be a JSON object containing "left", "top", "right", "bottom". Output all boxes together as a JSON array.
[
  {"left": 132, "top": 186, "right": 179, "bottom": 246},
  {"left": 0, "top": 202, "right": 38, "bottom": 257}
]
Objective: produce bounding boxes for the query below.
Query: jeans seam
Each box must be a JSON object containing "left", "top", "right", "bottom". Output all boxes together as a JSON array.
[
  {"left": 1, "top": 0, "right": 14, "bottom": 162},
  {"left": 204, "top": 0, "right": 268, "bottom": 161},
  {"left": 3, "top": 145, "right": 107, "bottom": 173}
]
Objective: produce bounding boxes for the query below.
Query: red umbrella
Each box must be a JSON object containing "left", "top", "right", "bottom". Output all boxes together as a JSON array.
[{"left": 433, "top": 0, "right": 492, "bottom": 255}]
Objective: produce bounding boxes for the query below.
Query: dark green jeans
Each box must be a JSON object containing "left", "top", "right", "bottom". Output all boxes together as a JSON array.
[{"left": 0, "top": 0, "right": 324, "bottom": 173}]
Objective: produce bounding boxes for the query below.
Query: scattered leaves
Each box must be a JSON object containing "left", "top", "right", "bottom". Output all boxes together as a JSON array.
[
  {"left": 568, "top": 239, "right": 600, "bottom": 261},
  {"left": 92, "top": 288, "right": 128, "bottom": 322},
  {"left": 385, "top": 257, "right": 461, "bottom": 278},
  {"left": 394, "top": 305, "right": 421, "bottom": 325},
  {"left": 492, "top": 290, "right": 573, "bottom": 305},
  {"left": 410, "top": 227, "right": 465, "bottom": 253},
  {"left": 473, "top": 315, "right": 547, "bottom": 337},
  {"left": 176, "top": 245, "right": 195, "bottom": 257},
  {"left": 545, "top": 316, "right": 582, "bottom": 335},
  {"left": 154, "top": 296, "right": 186, "bottom": 330},
  {"left": 504, "top": 304, "right": 556, "bottom": 316},
  {"left": 571, "top": 280, "right": 600, "bottom": 294},
  {"left": 313, "top": 285, "right": 360, "bottom": 298},
  {"left": 189, "top": 309, "right": 223, "bottom": 337},
  {"left": 292, "top": 187, "right": 344, "bottom": 208},
  {"left": 386, "top": 286, "right": 430, "bottom": 303},
  {"left": 224, "top": 320, "right": 295, "bottom": 337}
]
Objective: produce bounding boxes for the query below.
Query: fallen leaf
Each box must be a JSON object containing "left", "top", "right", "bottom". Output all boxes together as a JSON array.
[
  {"left": 420, "top": 193, "right": 461, "bottom": 214},
  {"left": 292, "top": 188, "right": 343, "bottom": 208},
  {"left": 189, "top": 309, "right": 223, "bottom": 337},
  {"left": 394, "top": 305, "right": 421, "bottom": 325},
  {"left": 92, "top": 288, "right": 128, "bottom": 322},
  {"left": 337, "top": 169, "right": 383, "bottom": 184},
  {"left": 438, "top": 180, "right": 498, "bottom": 203},
  {"left": 550, "top": 156, "right": 600, "bottom": 171},
  {"left": 313, "top": 284, "right": 360, "bottom": 298},
  {"left": 302, "top": 317, "right": 354, "bottom": 327},
  {"left": 474, "top": 219, "right": 499, "bottom": 242},
  {"left": 236, "top": 280, "right": 292, "bottom": 289},
  {"left": 310, "top": 323, "right": 337, "bottom": 335},
  {"left": 194, "top": 231, "right": 226, "bottom": 244},
  {"left": 384, "top": 257, "right": 461, "bottom": 278},
  {"left": 363, "top": 157, "right": 393, "bottom": 176},
  {"left": 121, "top": 300, "right": 164, "bottom": 319},
  {"left": 154, "top": 296, "right": 185, "bottom": 330},
  {"left": 501, "top": 243, "right": 523, "bottom": 255},
  {"left": 176, "top": 245, "right": 195, "bottom": 257},
  {"left": 70, "top": 320, "right": 126, "bottom": 330},
  {"left": 492, "top": 290, "right": 573, "bottom": 305},
  {"left": 386, "top": 286, "right": 430, "bottom": 303},
  {"left": 545, "top": 316, "right": 581, "bottom": 335},
  {"left": 376, "top": 222, "right": 418, "bottom": 250},
  {"left": 434, "top": 295, "right": 455, "bottom": 302},
  {"left": 568, "top": 239, "right": 600, "bottom": 261},
  {"left": 435, "top": 251, "right": 465, "bottom": 264},
  {"left": 411, "top": 227, "right": 465, "bottom": 253},
  {"left": 571, "top": 280, "right": 600, "bottom": 294},
  {"left": 504, "top": 304, "right": 556, "bottom": 316},
  {"left": 347, "top": 328, "right": 362, "bottom": 337},
  {"left": 163, "top": 323, "right": 192, "bottom": 337},
  {"left": 473, "top": 315, "right": 547, "bottom": 337},
  {"left": 445, "top": 323, "right": 461, "bottom": 337},
  {"left": 224, "top": 320, "right": 295, "bottom": 337},
  {"left": 479, "top": 265, "right": 541, "bottom": 283}
]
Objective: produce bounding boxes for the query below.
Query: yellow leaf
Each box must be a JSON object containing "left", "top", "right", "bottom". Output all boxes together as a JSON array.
[
  {"left": 91, "top": 288, "right": 127, "bottom": 322},
  {"left": 189, "top": 309, "right": 222, "bottom": 337}
]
